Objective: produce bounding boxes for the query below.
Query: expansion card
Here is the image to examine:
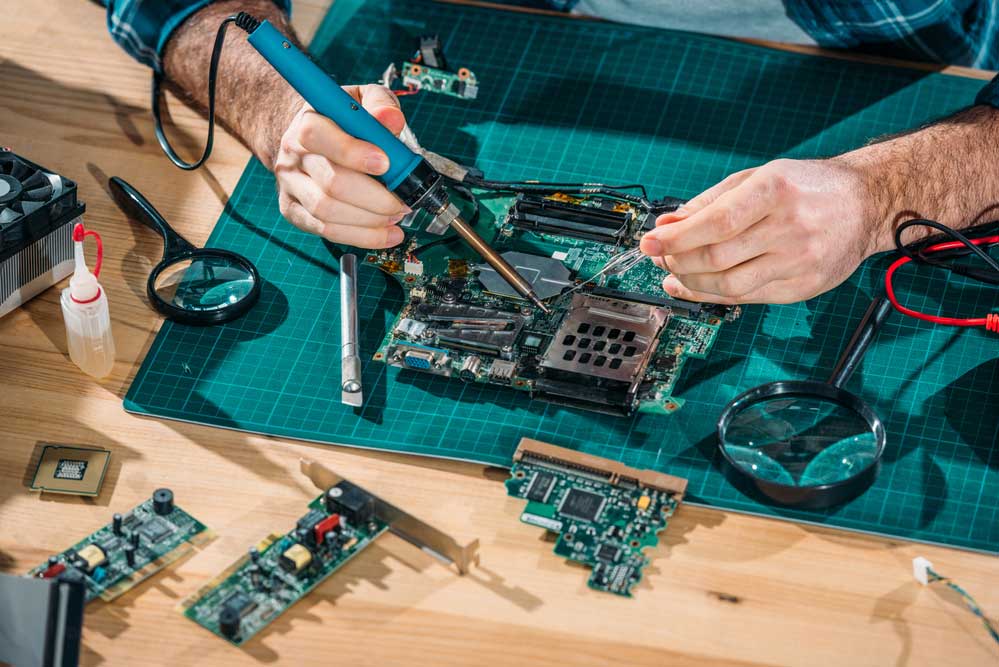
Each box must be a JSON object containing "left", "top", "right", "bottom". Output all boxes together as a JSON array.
[
  {"left": 180, "top": 459, "right": 478, "bottom": 646},
  {"left": 505, "top": 438, "right": 687, "bottom": 596},
  {"left": 27, "top": 489, "right": 212, "bottom": 603}
]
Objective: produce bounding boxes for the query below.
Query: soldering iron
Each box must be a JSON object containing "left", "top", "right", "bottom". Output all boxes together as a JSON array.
[{"left": 153, "top": 12, "right": 550, "bottom": 313}]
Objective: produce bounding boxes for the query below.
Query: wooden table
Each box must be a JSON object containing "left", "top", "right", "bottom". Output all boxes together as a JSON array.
[{"left": 2, "top": 2, "right": 997, "bottom": 665}]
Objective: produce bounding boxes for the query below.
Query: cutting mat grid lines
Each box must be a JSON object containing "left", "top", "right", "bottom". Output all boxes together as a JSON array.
[{"left": 126, "top": 0, "right": 999, "bottom": 552}]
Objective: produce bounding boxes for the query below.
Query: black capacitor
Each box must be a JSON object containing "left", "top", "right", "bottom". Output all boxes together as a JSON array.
[
  {"left": 112, "top": 513, "right": 123, "bottom": 536},
  {"left": 124, "top": 544, "right": 136, "bottom": 567},
  {"left": 152, "top": 488, "right": 174, "bottom": 516},
  {"left": 248, "top": 547, "right": 260, "bottom": 564},
  {"left": 48, "top": 555, "right": 59, "bottom": 567},
  {"left": 218, "top": 607, "right": 240, "bottom": 639},
  {"left": 323, "top": 531, "right": 337, "bottom": 548},
  {"left": 130, "top": 531, "right": 140, "bottom": 549}
]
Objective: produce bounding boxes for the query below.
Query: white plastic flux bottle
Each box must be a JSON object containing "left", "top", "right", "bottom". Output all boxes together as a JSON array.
[{"left": 60, "top": 223, "right": 116, "bottom": 378}]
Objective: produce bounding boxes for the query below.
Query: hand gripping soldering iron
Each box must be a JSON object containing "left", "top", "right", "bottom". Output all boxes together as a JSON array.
[{"left": 234, "top": 14, "right": 550, "bottom": 313}]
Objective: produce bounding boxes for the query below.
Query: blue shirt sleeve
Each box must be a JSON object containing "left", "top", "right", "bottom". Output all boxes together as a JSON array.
[
  {"left": 975, "top": 75, "right": 999, "bottom": 108},
  {"left": 100, "top": 0, "right": 291, "bottom": 71}
]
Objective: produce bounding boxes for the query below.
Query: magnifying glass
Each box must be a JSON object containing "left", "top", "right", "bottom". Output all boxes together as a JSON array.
[
  {"left": 108, "top": 177, "right": 261, "bottom": 326},
  {"left": 716, "top": 295, "right": 893, "bottom": 509}
]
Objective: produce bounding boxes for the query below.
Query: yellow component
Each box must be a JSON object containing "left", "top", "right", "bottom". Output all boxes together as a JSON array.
[
  {"left": 280, "top": 543, "right": 312, "bottom": 574},
  {"left": 448, "top": 259, "right": 469, "bottom": 277},
  {"left": 78, "top": 543, "right": 107, "bottom": 572},
  {"left": 636, "top": 495, "right": 651, "bottom": 511},
  {"left": 547, "top": 192, "right": 584, "bottom": 205}
]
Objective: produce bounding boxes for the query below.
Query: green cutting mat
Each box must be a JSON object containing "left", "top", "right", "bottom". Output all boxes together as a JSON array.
[{"left": 125, "top": 0, "right": 999, "bottom": 552}]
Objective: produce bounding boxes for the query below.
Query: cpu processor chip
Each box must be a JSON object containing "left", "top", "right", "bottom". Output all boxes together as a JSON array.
[{"left": 30, "top": 444, "right": 110, "bottom": 496}]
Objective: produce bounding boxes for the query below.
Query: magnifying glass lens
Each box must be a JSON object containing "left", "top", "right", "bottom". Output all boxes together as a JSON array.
[
  {"left": 720, "top": 394, "right": 880, "bottom": 487},
  {"left": 152, "top": 254, "right": 256, "bottom": 312}
]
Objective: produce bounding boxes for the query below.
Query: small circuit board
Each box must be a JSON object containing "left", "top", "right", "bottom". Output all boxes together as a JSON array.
[
  {"left": 505, "top": 439, "right": 687, "bottom": 596},
  {"left": 180, "top": 480, "right": 388, "bottom": 645},
  {"left": 401, "top": 61, "right": 478, "bottom": 99},
  {"left": 382, "top": 34, "right": 478, "bottom": 100},
  {"left": 27, "top": 489, "right": 212, "bottom": 603}
]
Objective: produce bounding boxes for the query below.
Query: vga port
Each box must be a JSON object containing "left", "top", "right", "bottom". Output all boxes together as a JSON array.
[
  {"left": 388, "top": 344, "right": 451, "bottom": 376},
  {"left": 404, "top": 350, "right": 434, "bottom": 370}
]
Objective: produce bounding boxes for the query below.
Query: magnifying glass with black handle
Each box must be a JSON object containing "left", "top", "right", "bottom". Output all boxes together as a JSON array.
[
  {"left": 108, "top": 177, "right": 261, "bottom": 326},
  {"left": 716, "top": 295, "right": 893, "bottom": 509}
]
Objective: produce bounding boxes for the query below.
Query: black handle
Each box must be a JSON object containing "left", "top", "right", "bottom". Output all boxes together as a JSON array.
[
  {"left": 108, "top": 176, "right": 196, "bottom": 258},
  {"left": 827, "top": 295, "right": 894, "bottom": 389}
]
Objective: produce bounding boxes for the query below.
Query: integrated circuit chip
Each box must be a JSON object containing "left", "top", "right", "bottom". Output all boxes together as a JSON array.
[
  {"left": 596, "top": 544, "right": 620, "bottom": 563},
  {"left": 559, "top": 488, "right": 605, "bottom": 522},
  {"left": 30, "top": 444, "right": 110, "bottom": 497},
  {"left": 222, "top": 591, "right": 257, "bottom": 618},
  {"left": 138, "top": 517, "right": 174, "bottom": 544},
  {"left": 526, "top": 472, "right": 555, "bottom": 502}
]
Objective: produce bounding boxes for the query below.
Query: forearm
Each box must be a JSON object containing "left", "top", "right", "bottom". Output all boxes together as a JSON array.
[
  {"left": 161, "top": 0, "right": 302, "bottom": 169},
  {"left": 844, "top": 104, "right": 999, "bottom": 252}
]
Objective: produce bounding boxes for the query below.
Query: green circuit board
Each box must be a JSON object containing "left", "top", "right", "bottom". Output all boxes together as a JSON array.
[
  {"left": 400, "top": 61, "right": 478, "bottom": 99},
  {"left": 180, "top": 485, "right": 388, "bottom": 646},
  {"left": 365, "top": 189, "right": 739, "bottom": 416},
  {"left": 505, "top": 439, "right": 686, "bottom": 596},
  {"left": 27, "top": 491, "right": 212, "bottom": 603}
]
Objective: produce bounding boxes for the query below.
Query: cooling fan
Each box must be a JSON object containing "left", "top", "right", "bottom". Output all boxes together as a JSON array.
[
  {"left": 0, "top": 149, "right": 84, "bottom": 317},
  {"left": 0, "top": 152, "right": 62, "bottom": 225}
]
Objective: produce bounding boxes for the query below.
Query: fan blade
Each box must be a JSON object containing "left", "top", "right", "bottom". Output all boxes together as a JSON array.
[
  {"left": 0, "top": 207, "right": 20, "bottom": 224},
  {"left": 22, "top": 170, "right": 47, "bottom": 190},
  {"left": 9, "top": 160, "right": 30, "bottom": 180},
  {"left": 24, "top": 185, "right": 53, "bottom": 201},
  {"left": 17, "top": 199, "right": 44, "bottom": 215}
]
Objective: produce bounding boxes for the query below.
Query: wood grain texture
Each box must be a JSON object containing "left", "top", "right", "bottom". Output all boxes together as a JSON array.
[{"left": 1, "top": 1, "right": 997, "bottom": 665}]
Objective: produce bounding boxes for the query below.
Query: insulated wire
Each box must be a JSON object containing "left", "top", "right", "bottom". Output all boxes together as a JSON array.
[
  {"left": 926, "top": 567, "right": 999, "bottom": 645},
  {"left": 885, "top": 219, "right": 999, "bottom": 332},
  {"left": 152, "top": 13, "right": 260, "bottom": 170}
]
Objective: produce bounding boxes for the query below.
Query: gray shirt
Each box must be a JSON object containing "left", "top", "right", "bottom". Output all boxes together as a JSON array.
[{"left": 574, "top": 0, "right": 816, "bottom": 45}]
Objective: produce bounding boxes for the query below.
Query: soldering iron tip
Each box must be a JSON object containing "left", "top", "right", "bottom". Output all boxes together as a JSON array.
[{"left": 530, "top": 294, "right": 551, "bottom": 314}]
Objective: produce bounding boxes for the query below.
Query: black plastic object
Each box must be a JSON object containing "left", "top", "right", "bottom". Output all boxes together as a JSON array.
[
  {"left": 153, "top": 488, "right": 175, "bottom": 515},
  {"left": 716, "top": 296, "right": 892, "bottom": 508},
  {"left": 108, "top": 176, "right": 260, "bottom": 326},
  {"left": 218, "top": 606, "right": 240, "bottom": 638}
]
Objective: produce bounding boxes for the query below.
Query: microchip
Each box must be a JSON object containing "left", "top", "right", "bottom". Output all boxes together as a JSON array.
[
  {"left": 596, "top": 544, "right": 620, "bottom": 563},
  {"left": 559, "top": 488, "right": 605, "bottom": 522},
  {"left": 138, "top": 516, "right": 174, "bottom": 544},
  {"left": 222, "top": 591, "right": 257, "bottom": 618},
  {"left": 30, "top": 444, "right": 110, "bottom": 496},
  {"left": 526, "top": 472, "right": 555, "bottom": 503}
]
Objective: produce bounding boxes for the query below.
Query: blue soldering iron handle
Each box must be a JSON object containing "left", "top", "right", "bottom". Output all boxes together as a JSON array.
[{"left": 246, "top": 20, "right": 423, "bottom": 192}]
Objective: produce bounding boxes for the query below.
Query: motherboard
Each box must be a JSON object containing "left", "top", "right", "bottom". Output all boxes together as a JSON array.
[{"left": 365, "top": 187, "right": 739, "bottom": 416}]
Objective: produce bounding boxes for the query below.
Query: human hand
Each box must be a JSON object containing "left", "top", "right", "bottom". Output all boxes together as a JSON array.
[
  {"left": 639, "top": 157, "right": 877, "bottom": 304},
  {"left": 274, "top": 84, "right": 410, "bottom": 248}
]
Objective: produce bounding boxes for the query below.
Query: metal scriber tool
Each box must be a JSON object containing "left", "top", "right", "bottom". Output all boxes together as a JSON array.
[
  {"left": 339, "top": 253, "right": 362, "bottom": 406},
  {"left": 240, "top": 17, "right": 550, "bottom": 313}
]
